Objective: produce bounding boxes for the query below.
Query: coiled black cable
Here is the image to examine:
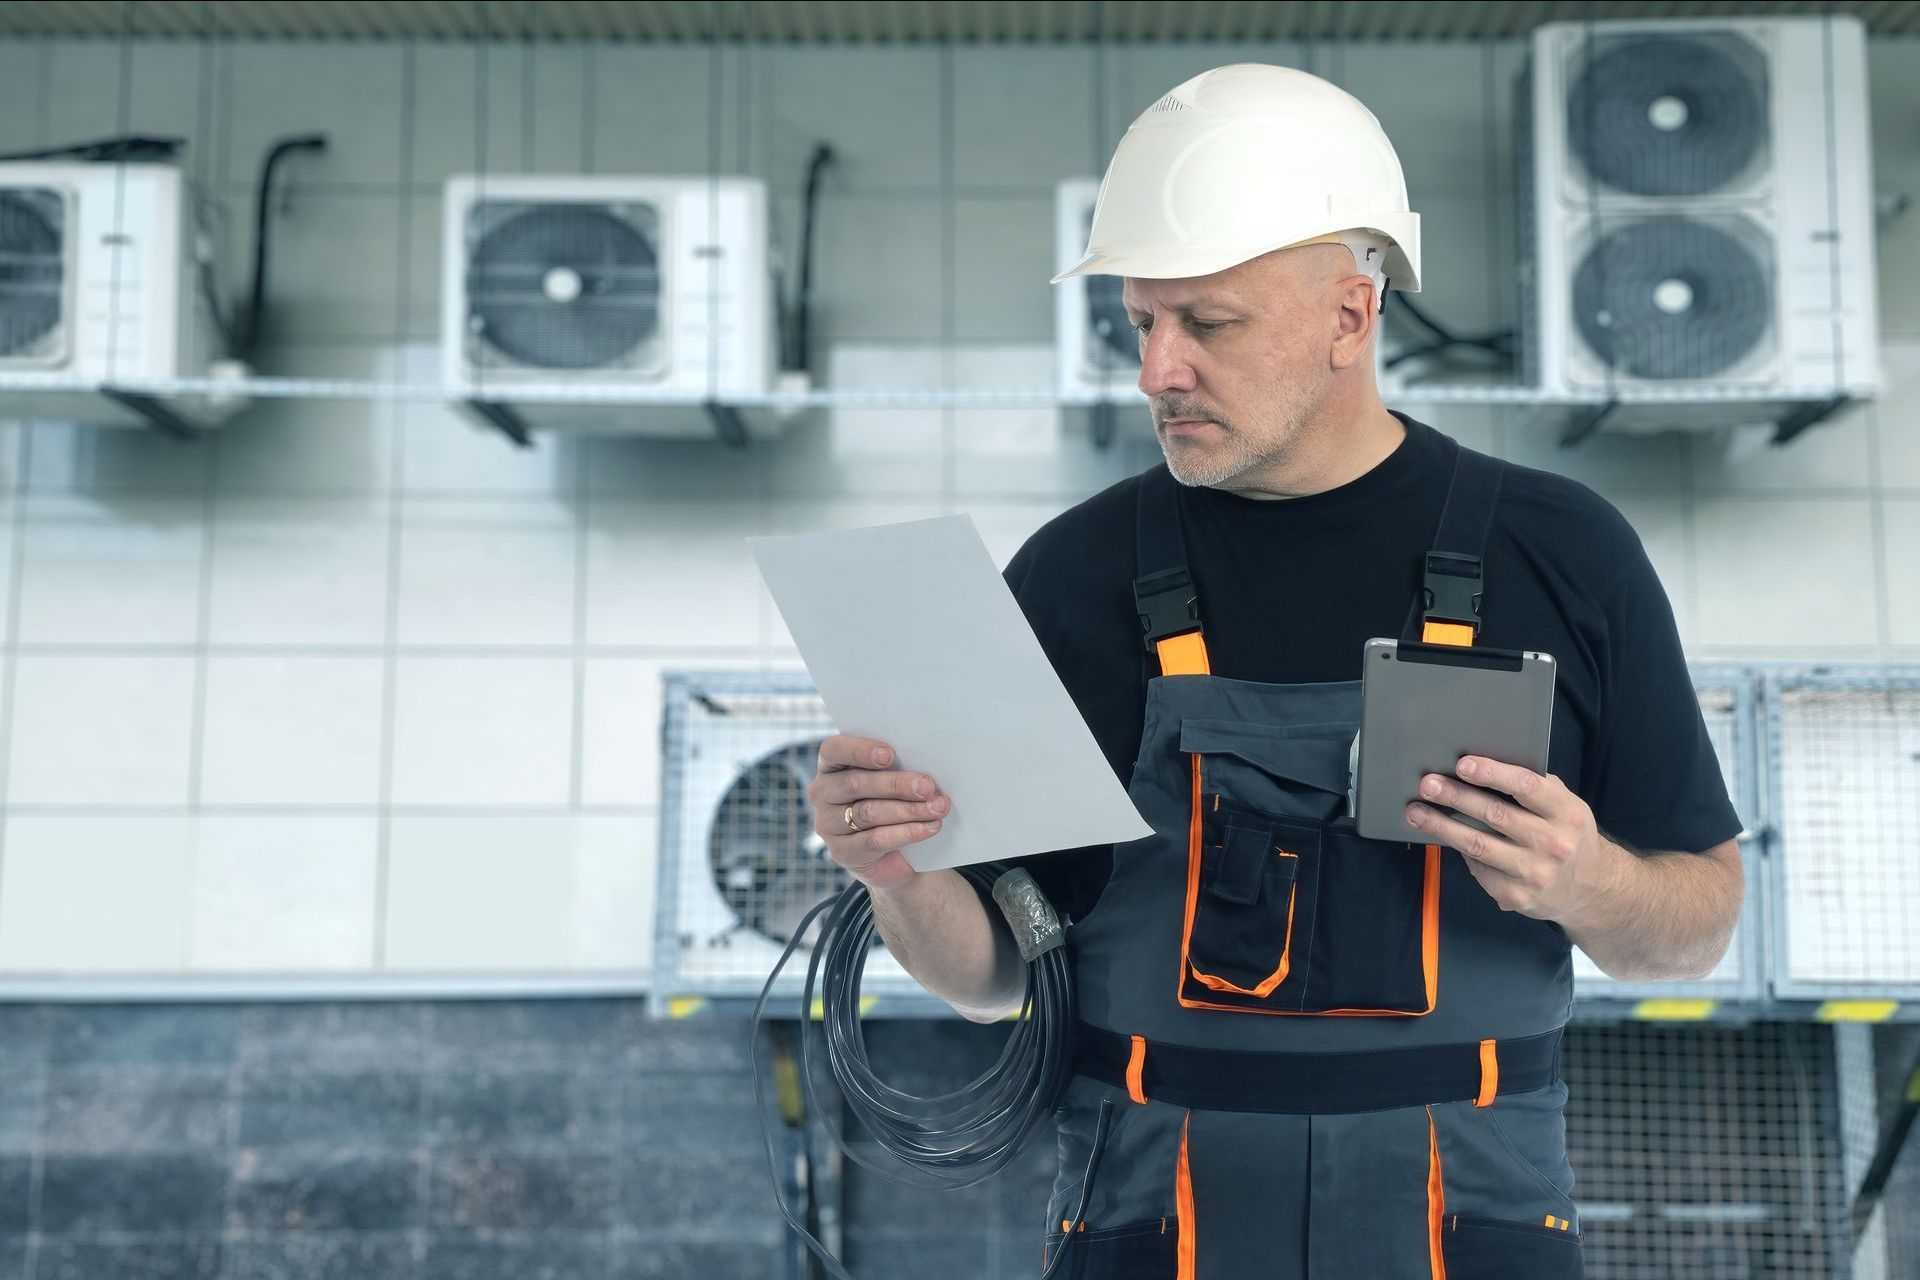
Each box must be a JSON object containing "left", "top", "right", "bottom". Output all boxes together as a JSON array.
[{"left": 752, "top": 864, "right": 1111, "bottom": 1280}]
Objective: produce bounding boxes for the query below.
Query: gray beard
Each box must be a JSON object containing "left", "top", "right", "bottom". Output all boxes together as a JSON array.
[
  {"left": 1159, "top": 384, "right": 1323, "bottom": 489},
  {"left": 1162, "top": 433, "right": 1261, "bottom": 488}
]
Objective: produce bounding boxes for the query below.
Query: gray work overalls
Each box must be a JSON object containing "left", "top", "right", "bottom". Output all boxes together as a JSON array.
[{"left": 1041, "top": 438, "right": 1586, "bottom": 1279}]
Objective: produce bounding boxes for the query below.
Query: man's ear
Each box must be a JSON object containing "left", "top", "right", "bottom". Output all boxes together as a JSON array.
[{"left": 1328, "top": 276, "right": 1377, "bottom": 371}]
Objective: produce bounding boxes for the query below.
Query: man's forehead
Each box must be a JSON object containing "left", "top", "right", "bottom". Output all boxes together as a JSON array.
[{"left": 1119, "top": 277, "right": 1246, "bottom": 311}]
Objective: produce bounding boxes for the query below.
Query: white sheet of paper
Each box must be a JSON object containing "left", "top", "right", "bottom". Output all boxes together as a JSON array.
[{"left": 750, "top": 514, "right": 1152, "bottom": 871}]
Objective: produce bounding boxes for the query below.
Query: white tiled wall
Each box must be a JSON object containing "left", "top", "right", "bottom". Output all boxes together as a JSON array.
[{"left": 1, "top": 35, "right": 1917, "bottom": 987}]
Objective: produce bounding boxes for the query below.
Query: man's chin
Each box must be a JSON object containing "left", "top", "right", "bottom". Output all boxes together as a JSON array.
[{"left": 1161, "top": 441, "right": 1246, "bottom": 488}]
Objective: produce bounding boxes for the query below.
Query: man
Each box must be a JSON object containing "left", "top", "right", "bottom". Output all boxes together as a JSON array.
[{"left": 807, "top": 64, "right": 1743, "bottom": 1278}]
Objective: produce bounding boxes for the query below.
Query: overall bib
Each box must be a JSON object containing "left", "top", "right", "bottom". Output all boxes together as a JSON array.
[{"left": 1041, "top": 437, "right": 1586, "bottom": 1279}]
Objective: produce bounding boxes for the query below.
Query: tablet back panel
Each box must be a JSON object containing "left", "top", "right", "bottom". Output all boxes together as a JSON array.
[{"left": 1353, "top": 639, "right": 1557, "bottom": 843}]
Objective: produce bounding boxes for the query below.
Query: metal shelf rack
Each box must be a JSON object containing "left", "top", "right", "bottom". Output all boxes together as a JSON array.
[{"left": 0, "top": 371, "right": 1857, "bottom": 448}]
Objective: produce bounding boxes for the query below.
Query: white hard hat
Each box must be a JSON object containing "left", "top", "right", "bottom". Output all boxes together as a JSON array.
[{"left": 1052, "top": 63, "right": 1422, "bottom": 296}]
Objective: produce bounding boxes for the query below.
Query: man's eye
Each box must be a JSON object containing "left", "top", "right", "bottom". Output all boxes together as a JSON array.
[{"left": 1190, "top": 321, "right": 1224, "bottom": 335}]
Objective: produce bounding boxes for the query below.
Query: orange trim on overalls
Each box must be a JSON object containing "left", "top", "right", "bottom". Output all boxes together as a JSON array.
[
  {"left": 1429, "top": 618, "right": 1474, "bottom": 1273},
  {"left": 1426, "top": 1106, "right": 1448, "bottom": 1279},
  {"left": 1176, "top": 1112, "right": 1197, "bottom": 1280},
  {"left": 1419, "top": 842, "right": 1442, "bottom": 1013},
  {"left": 1474, "top": 1039, "right": 1499, "bottom": 1108},
  {"left": 1125, "top": 1035, "right": 1149, "bottom": 1105},
  {"left": 1177, "top": 753, "right": 1207, "bottom": 1006}
]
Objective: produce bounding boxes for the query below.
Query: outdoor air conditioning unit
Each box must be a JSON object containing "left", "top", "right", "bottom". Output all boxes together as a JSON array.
[
  {"left": 442, "top": 174, "right": 779, "bottom": 439},
  {"left": 1520, "top": 16, "right": 1878, "bottom": 426},
  {"left": 1055, "top": 178, "right": 1142, "bottom": 404},
  {"left": 0, "top": 162, "right": 241, "bottom": 427},
  {"left": 653, "top": 673, "right": 942, "bottom": 1013}
]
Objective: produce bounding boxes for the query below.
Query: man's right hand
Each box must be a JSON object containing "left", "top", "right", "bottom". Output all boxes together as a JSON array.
[{"left": 809, "top": 735, "right": 952, "bottom": 891}]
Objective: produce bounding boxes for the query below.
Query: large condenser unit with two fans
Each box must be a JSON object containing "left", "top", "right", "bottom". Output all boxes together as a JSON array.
[
  {"left": 1520, "top": 15, "right": 1878, "bottom": 429},
  {"left": 0, "top": 162, "right": 241, "bottom": 428},
  {"left": 442, "top": 175, "right": 779, "bottom": 440}
]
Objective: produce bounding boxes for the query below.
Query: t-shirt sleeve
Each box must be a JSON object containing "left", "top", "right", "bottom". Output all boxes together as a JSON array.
[{"left": 1582, "top": 518, "right": 1744, "bottom": 856}]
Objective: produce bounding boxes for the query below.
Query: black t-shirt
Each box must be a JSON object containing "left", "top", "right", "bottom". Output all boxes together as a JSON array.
[{"left": 1000, "top": 413, "right": 1743, "bottom": 924}]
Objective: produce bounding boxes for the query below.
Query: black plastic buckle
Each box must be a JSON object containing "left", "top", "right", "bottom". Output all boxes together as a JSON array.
[
  {"left": 1134, "top": 567, "right": 1201, "bottom": 654},
  {"left": 1422, "top": 552, "right": 1483, "bottom": 634}
]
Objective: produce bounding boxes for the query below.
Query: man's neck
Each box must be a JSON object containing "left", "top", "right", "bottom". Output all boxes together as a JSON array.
[{"left": 1216, "top": 398, "right": 1406, "bottom": 501}]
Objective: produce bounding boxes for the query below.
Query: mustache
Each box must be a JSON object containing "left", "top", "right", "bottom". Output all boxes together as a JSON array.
[{"left": 1153, "top": 401, "right": 1225, "bottom": 426}]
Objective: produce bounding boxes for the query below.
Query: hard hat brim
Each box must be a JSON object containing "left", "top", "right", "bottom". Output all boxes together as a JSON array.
[{"left": 1051, "top": 241, "right": 1421, "bottom": 292}]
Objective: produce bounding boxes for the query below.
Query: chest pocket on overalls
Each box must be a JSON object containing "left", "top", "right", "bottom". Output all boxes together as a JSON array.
[{"left": 1178, "top": 718, "right": 1439, "bottom": 1016}]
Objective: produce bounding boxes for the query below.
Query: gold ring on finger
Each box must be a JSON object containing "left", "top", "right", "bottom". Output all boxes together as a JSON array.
[{"left": 844, "top": 803, "right": 863, "bottom": 833}]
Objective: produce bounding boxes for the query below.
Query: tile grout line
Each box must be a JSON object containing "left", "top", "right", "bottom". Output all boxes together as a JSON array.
[
  {"left": 22, "top": 1043, "right": 40, "bottom": 1280},
  {"left": 1679, "top": 428, "right": 1703, "bottom": 652},
  {"left": 581, "top": 31, "right": 597, "bottom": 172},
  {"left": 1, "top": 641, "right": 814, "bottom": 657},
  {"left": 570, "top": 371, "right": 591, "bottom": 810},
  {"left": 940, "top": 43, "right": 957, "bottom": 518},
  {"left": 214, "top": 28, "right": 232, "bottom": 191},
  {"left": 182, "top": 360, "right": 218, "bottom": 976},
  {"left": 411, "top": 1003, "right": 433, "bottom": 1278},
  {"left": 183, "top": 22, "right": 223, "bottom": 982},
  {"left": 1865, "top": 403, "right": 1895, "bottom": 650},
  {"left": 7, "top": 410, "right": 44, "bottom": 1270},
  {"left": 521, "top": 27, "right": 536, "bottom": 175},
  {"left": 29, "top": 32, "right": 49, "bottom": 148},
  {"left": 1482, "top": 39, "right": 1504, "bottom": 348},
  {"left": 370, "top": 41, "right": 421, "bottom": 975},
  {"left": 193, "top": 22, "right": 217, "bottom": 189},
  {"left": 0, "top": 423, "right": 37, "bottom": 974},
  {"left": 219, "top": 1002, "right": 246, "bottom": 1276},
  {"left": 567, "top": 36, "right": 602, "bottom": 814},
  {"left": 752, "top": 34, "right": 778, "bottom": 659}
]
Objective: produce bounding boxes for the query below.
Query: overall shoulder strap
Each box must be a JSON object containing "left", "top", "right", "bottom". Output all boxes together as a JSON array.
[
  {"left": 1401, "top": 438, "right": 1506, "bottom": 648},
  {"left": 1134, "top": 466, "right": 1210, "bottom": 676}
]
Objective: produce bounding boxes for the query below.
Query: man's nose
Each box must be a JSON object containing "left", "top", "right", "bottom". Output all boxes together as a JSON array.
[{"left": 1137, "top": 325, "right": 1198, "bottom": 398}]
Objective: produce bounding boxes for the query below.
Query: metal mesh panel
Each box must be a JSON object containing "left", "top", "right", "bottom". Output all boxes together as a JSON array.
[
  {"left": 1567, "top": 1023, "right": 1851, "bottom": 1279},
  {"left": 1871, "top": 1025, "right": 1920, "bottom": 1278},
  {"left": 1574, "top": 678, "right": 1754, "bottom": 994},
  {"left": 1772, "top": 677, "right": 1920, "bottom": 993}
]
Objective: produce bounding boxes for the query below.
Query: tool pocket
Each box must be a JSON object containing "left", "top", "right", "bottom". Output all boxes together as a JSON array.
[
  {"left": 1431, "top": 1083, "right": 1583, "bottom": 1278},
  {"left": 1187, "top": 807, "right": 1303, "bottom": 997},
  {"left": 1039, "top": 1220, "right": 1180, "bottom": 1279},
  {"left": 1179, "top": 718, "right": 1353, "bottom": 822},
  {"left": 1044, "top": 1078, "right": 1187, "bottom": 1280},
  {"left": 1178, "top": 718, "right": 1438, "bottom": 1016},
  {"left": 1441, "top": 1215, "right": 1584, "bottom": 1279}
]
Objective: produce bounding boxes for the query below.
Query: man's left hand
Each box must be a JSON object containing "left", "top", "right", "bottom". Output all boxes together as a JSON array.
[{"left": 1405, "top": 755, "right": 1623, "bottom": 928}]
